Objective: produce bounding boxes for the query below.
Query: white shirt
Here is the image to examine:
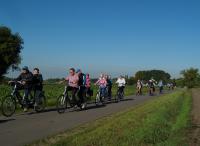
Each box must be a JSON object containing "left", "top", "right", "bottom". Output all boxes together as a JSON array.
[{"left": 116, "top": 78, "right": 126, "bottom": 87}]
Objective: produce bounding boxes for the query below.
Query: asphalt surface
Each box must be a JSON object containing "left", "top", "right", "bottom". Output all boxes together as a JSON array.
[{"left": 0, "top": 92, "right": 166, "bottom": 146}]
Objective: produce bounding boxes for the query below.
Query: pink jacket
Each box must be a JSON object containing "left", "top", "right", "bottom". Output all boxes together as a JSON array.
[
  {"left": 86, "top": 76, "right": 91, "bottom": 88},
  {"left": 96, "top": 78, "right": 107, "bottom": 88}
]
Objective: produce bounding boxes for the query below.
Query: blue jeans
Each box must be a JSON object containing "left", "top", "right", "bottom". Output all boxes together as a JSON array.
[
  {"left": 100, "top": 87, "right": 106, "bottom": 97},
  {"left": 23, "top": 89, "right": 31, "bottom": 107}
]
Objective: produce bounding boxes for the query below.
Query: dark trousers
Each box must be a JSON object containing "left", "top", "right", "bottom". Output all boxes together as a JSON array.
[
  {"left": 23, "top": 88, "right": 31, "bottom": 107},
  {"left": 78, "top": 86, "right": 86, "bottom": 104},
  {"left": 34, "top": 90, "right": 42, "bottom": 104},
  {"left": 118, "top": 86, "right": 124, "bottom": 94},
  {"left": 107, "top": 86, "right": 112, "bottom": 99},
  {"left": 66, "top": 86, "right": 79, "bottom": 105},
  {"left": 159, "top": 86, "right": 163, "bottom": 93}
]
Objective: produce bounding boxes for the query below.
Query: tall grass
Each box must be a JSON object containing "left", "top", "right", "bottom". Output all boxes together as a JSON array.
[{"left": 29, "top": 90, "right": 191, "bottom": 146}]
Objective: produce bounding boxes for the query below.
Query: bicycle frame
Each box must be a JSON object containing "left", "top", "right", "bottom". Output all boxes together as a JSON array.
[{"left": 10, "top": 82, "right": 35, "bottom": 107}]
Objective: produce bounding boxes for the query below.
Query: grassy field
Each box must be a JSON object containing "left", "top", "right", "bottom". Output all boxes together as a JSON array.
[{"left": 28, "top": 90, "right": 191, "bottom": 146}]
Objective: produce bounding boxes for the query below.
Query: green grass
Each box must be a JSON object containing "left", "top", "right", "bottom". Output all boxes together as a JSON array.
[{"left": 28, "top": 90, "right": 191, "bottom": 146}]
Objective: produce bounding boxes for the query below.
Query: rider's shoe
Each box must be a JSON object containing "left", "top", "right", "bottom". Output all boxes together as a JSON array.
[{"left": 81, "top": 103, "right": 87, "bottom": 109}]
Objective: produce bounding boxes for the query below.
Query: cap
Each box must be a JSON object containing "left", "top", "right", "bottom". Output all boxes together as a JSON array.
[{"left": 22, "top": 66, "right": 29, "bottom": 71}]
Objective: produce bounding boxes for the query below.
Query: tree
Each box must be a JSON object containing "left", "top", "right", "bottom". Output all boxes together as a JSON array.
[
  {"left": 0, "top": 26, "right": 23, "bottom": 78},
  {"left": 180, "top": 68, "right": 200, "bottom": 88},
  {"left": 135, "top": 70, "right": 171, "bottom": 83}
]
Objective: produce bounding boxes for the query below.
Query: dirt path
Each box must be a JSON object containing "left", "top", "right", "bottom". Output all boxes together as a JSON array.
[
  {"left": 189, "top": 89, "right": 200, "bottom": 146},
  {"left": 0, "top": 92, "right": 168, "bottom": 146}
]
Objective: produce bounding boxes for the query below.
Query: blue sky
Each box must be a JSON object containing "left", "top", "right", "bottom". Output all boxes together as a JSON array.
[{"left": 1, "top": 0, "right": 200, "bottom": 78}]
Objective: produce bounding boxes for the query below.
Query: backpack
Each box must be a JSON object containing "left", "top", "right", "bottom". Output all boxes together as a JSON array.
[{"left": 78, "top": 73, "right": 86, "bottom": 86}]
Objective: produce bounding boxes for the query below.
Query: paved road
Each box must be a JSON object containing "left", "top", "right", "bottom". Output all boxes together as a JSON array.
[{"left": 0, "top": 93, "right": 166, "bottom": 146}]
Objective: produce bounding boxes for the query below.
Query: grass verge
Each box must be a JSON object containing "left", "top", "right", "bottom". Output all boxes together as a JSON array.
[{"left": 28, "top": 90, "right": 192, "bottom": 146}]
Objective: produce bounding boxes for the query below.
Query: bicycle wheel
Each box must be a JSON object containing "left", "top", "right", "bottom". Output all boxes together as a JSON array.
[
  {"left": 95, "top": 93, "right": 101, "bottom": 105},
  {"left": 115, "top": 92, "right": 120, "bottom": 103},
  {"left": 1, "top": 95, "right": 16, "bottom": 117},
  {"left": 35, "top": 93, "right": 46, "bottom": 113},
  {"left": 56, "top": 95, "right": 68, "bottom": 114}
]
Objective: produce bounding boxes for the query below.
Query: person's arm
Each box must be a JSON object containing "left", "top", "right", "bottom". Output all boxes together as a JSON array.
[
  {"left": 59, "top": 76, "right": 68, "bottom": 84},
  {"left": 116, "top": 79, "right": 119, "bottom": 84},
  {"left": 104, "top": 80, "right": 107, "bottom": 86},
  {"left": 123, "top": 79, "right": 126, "bottom": 85},
  {"left": 95, "top": 79, "right": 100, "bottom": 85}
]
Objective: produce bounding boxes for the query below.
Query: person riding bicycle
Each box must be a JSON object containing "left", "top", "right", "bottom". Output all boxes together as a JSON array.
[
  {"left": 85, "top": 73, "right": 92, "bottom": 97},
  {"left": 136, "top": 79, "right": 143, "bottom": 95},
  {"left": 148, "top": 79, "right": 156, "bottom": 96},
  {"left": 10, "top": 66, "right": 33, "bottom": 112},
  {"left": 76, "top": 69, "right": 87, "bottom": 109},
  {"left": 63, "top": 68, "right": 79, "bottom": 107},
  {"left": 116, "top": 76, "right": 126, "bottom": 98},
  {"left": 158, "top": 80, "right": 164, "bottom": 94},
  {"left": 32, "top": 68, "right": 43, "bottom": 107},
  {"left": 106, "top": 75, "right": 112, "bottom": 100},
  {"left": 95, "top": 74, "right": 107, "bottom": 99}
]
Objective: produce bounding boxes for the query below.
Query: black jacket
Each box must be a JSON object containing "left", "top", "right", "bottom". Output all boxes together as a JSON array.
[
  {"left": 15, "top": 71, "right": 33, "bottom": 89},
  {"left": 78, "top": 73, "right": 86, "bottom": 87},
  {"left": 32, "top": 74, "right": 43, "bottom": 90}
]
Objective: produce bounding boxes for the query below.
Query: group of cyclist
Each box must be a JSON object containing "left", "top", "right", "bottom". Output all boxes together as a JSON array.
[
  {"left": 8, "top": 66, "right": 176, "bottom": 113},
  {"left": 136, "top": 78, "right": 176, "bottom": 96},
  {"left": 8, "top": 66, "right": 43, "bottom": 112}
]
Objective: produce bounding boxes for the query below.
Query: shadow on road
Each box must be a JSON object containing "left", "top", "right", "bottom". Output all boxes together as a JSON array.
[
  {"left": 0, "top": 118, "right": 15, "bottom": 124},
  {"left": 26, "top": 97, "right": 135, "bottom": 115}
]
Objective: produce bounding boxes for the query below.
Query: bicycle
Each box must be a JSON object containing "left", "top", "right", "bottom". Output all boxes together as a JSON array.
[
  {"left": 115, "top": 87, "right": 124, "bottom": 102},
  {"left": 149, "top": 86, "right": 155, "bottom": 96},
  {"left": 56, "top": 86, "right": 82, "bottom": 113},
  {"left": 1, "top": 81, "right": 46, "bottom": 117},
  {"left": 95, "top": 87, "right": 107, "bottom": 105}
]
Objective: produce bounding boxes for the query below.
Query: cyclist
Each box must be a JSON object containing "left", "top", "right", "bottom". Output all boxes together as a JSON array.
[
  {"left": 106, "top": 75, "right": 112, "bottom": 100},
  {"left": 10, "top": 66, "right": 33, "bottom": 112},
  {"left": 136, "top": 79, "right": 143, "bottom": 95},
  {"left": 76, "top": 69, "right": 87, "bottom": 109},
  {"left": 62, "top": 68, "right": 79, "bottom": 107},
  {"left": 85, "top": 73, "right": 92, "bottom": 97},
  {"left": 95, "top": 74, "right": 107, "bottom": 99},
  {"left": 32, "top": 68, "right": 43, "bottom": 107},
  {"left": 158, "top": 80, "right": 164, "bottom": 94},
  {"left": 148, "top": 79, "right": 156, "bottom": 96},
  {"left": 116, "top": 76, "right": 126, "bottom": 98},
  {"left": 172, "top": 80, "right": 176, "bottom": 90}
]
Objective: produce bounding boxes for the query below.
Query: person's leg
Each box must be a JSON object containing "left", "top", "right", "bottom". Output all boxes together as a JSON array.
[
  {"left": 35, "top": 90, "right": 42, "bottom": 106},
  {"left": 109, "top": 86, "right": 112, "bottom": 99},
  {"left": 71, "top": 87, "right": 78, "bottom": 105},
  {"left": 79, "top": 86, "right": 86, "bottom": 104},
  {"left": 140, "top": 87, "right": 142, "bottom": 95},
  {"left": 23, "top": 88, "right": 30, "bottom": 111}
]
